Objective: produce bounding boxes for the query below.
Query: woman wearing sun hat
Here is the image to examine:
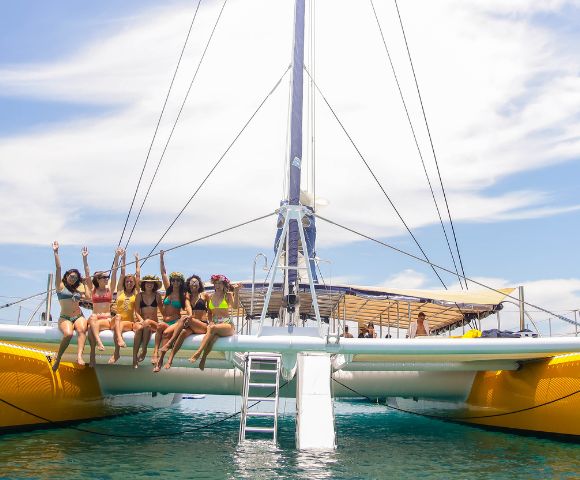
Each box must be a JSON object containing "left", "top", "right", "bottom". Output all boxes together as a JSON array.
[
  {"left": 153, "top": 250, "right": 187, "bottom": 371},
  {"left": 189, "top": 274, "right": 241, "bottom": 370},
  {"left": 134, "top": 273, "right": 163, "bottom": 367}
]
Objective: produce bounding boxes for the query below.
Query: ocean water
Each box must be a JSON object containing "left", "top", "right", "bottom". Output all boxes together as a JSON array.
[{"left": 0, "top": 396, "right": 578, "bottom": 480}]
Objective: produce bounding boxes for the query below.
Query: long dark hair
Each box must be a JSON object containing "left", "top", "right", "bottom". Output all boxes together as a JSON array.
[
  {"left": 186, "top": 274, "right": 205, "bottom": 294},
  {"left": 62, "top": 269, "right": 82, "bottom": 293},
  {"left": 165, "top": 281, "right": 186, "bottom": 307}
]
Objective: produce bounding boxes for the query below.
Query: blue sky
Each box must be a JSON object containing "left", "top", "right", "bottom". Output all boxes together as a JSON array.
[{"left": 0, "top": 0, "right": 579, "bottom": 334}]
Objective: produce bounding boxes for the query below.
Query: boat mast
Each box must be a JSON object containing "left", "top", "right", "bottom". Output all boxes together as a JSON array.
[{"left": 287, "top": 0, "right": 306, "bottom": 288}]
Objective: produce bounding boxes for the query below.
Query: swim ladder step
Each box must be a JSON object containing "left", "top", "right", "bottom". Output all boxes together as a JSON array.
[
  {"left": 247, "top": 396, "right": 276, "bottom": 402},
  {"left": 244, "top": 427, "right": 276, "bottom": 433},
  {"left": 249, "top": 368, "right": 277, "bottom": 374},
  {"left": 246, "top": 411, "right": 276, "bottom": 417},
  {"left": 249, "top": 382, "right": 277, "bottom": 388}
]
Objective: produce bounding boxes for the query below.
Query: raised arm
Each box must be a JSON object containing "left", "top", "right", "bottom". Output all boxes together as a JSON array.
[
  {"left": 116, "top": 248, "right": 126, "bottom": 292},
  {"left": 230, "top": 283, "right": 241, "bottom": 309},
  {"left": 53, "top": 241, "right": 64, "bottom": 291},
  {"left": 110, "top": 247, "right": 123, "bottom": 293},
  {"left": 159, "top": 250, "right": 169, "bottom": 289},
  {"left": 134, "top": 252, "right": 141, "bottom": 284},
  {"left": 82, "top": 246, "right": 92, "bottom": 296}
]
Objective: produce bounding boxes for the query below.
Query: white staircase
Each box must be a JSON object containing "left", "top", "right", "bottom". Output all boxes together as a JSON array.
[{"left": 239, "top": 353, "right": 281, "bottom": 442}]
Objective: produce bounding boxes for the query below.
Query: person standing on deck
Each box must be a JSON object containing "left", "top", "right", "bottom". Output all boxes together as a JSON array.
[
  {"left": 408, "top": 312, "right": 430, "bottom": 338},
  {"left": 51, "top": 241, "right": 89, "bottom": 371}
]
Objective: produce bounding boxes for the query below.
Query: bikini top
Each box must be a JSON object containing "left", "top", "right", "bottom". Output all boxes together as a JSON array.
[
  {"left": 56, "top": 289, "right": 81, "bottom": 302},
  {"left": 140, "top": 294, "right": 158, "bottom": 309},
  {"left": 190, "top": 296, "right": 207, "bottom": 312},
  {"left": 92, "top": 288, "right": 112, "bottom": 304},
  {"left": 208, "top": 295, "right": 229, "bottom": 311},
  {"left": 163, "top": 297, "right": 182, "bottom": 309}
]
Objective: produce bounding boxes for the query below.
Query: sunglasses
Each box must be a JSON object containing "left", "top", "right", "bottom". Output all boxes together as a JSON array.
[{"left": 98, "top": 275, "right": 110, "bottom": 280}]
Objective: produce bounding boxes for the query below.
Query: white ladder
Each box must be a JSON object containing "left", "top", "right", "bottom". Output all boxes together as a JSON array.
[{"left": 239, "top": 353, "right": 281, "bottom": 443}]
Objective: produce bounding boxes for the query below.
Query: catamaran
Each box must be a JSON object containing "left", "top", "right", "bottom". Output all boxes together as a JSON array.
[{"left": 1, "top": 0, "right": 579, "bottom": 447}]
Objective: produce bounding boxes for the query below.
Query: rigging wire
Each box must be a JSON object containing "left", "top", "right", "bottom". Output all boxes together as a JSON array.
[
  {"left": 303, "top": 67, "right": 448, "bottom": 289},
  {"left": 123, "top": 0, "right": 229, "bottom": 251},
  {"left": 315, "top": 213, "right": 580, "bottom": 326},
  {"left": 393, "top": 0, "right": 468, "bottom": 289},
  {"left": 332, "top": 377, "right": 580, "bottom": 421},
  {"left": 369, "top": 0, "right": 464, "bottom": 289},
  {"left": 116, "top": 0, "right": 203, "bottom": 251},
  {"left": 140, "top": 66, "right": 292, "bottom": 265}
]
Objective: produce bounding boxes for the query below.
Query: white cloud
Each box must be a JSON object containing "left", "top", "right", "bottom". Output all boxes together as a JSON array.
[
  {"left": 381, "top": 269, "right": 428, "bottom": 289},
  {"left": 1, "top": 0, "right": 580, "bottom": 251}
]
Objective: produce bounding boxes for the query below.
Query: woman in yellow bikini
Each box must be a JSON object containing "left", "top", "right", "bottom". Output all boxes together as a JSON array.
[
  {"left": 83, "top": 246, "right": 122, "bottom": 367},
  {"left": 153, "top": 250, "right": 186, "bottom": 372},
  {"left": 134, "top": 274, "right": 164, "bottom": 367},
  {"left": 189, "top": 274, "right": 240, "bottom": 370},
  {"left": 109, "top": 251, "right": 140, "bottom": 364},
  {"left": 51, "top": 241, "right": 89, "bottom": 371},
  {"left": 162, "top": 274, "right": 209, "bottom": 370}
]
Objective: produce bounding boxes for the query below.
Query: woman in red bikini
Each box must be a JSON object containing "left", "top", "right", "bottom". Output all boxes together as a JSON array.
[
  {"left": 83, "top": 246, "right": 122, "bottom": 367},
  {"left": 189, "top": 274, "right": 240, "bottom": 371},
  {"left": 51, "top": 241, "right": 89, "bottom": 371},
  {"left": 161, "top": 274, "right": 209, "bottom": 370},
  {"left": 153, "top": 250, "right": 186, "bottom": 372}
]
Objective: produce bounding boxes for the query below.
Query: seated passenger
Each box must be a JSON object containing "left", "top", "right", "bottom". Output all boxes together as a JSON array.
[
  {"left": 408, "top": 312, "right": 430, "bottom": 338},
  {"left": 364, "top": 322, "right": 377, "bottom": 338},
  {"left": 162, "top": 274, "right": 209, "bottom": 370},
  {"left": 340, "top": 325, "right": 354, "bottom": 338},
  {"left": 189, "top": 274, "right": 240, "bottom": 370},
  {"left": 51, "top": 241, "right": 88, "bottom": 371},
  {"left": 134, "top": 275, "right": 164, "bottom": 367},
  {"left": 109, "top": 251, "right": 140, "bottom": 365},
  {"left": 153, "top": 250, "right": 186, "bottom": 372},
  {"left": 83, "top": 246, "right": 122, "bottom": 367}
]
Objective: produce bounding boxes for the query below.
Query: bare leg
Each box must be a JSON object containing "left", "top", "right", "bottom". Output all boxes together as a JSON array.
[
  {"left": 165, "top": 328, "right": 193, "bottom": 369},
  {"left": 52, "top": 321, "right": 74, "bottom": 372},
  {"left": 74, "top": 317, "right": 88, "bottom": 366},
  {"left": 161, "top": 317, "right": 186, "bottom": 353},
  {"left": 89, "top": 315, "right": 105, "bottom": 351},
  {"left": 152, "top": 323, "right": 167, "bottom": 365},
  {"left": 139, "top": 320, "right": 155, "bottom": 361},
  {"left": 88, "top": 329, "right": 97, "bottom": 368},
  {"left": 113, "top": 315, "right": 127, "bottom": 348},
  {"left": 132, "top": 323, "right": 143, "bottom": 368},
  {"left": 190, "top": 327, "right": 215, "bottom": 363},
  {"left": 199, "top": 335, "right": 219, "bottom": 371}
]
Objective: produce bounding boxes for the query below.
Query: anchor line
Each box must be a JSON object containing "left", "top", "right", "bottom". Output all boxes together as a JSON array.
[
  {"left": 0, "top": 381, "right": 288, "bottom": 439},
  {"left": 315, "top": 214, "right": 580, "bottom": 326},
  {"left": 332, "top": 378, "right": 580, "bottom": 420},
  {"left": 303, "top": 67, "right": 448, "bottom": 290}
]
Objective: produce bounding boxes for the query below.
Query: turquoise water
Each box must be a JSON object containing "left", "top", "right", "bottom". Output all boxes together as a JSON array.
[{"left": 0, "top": 396, "right": 578, "bottom": 479}]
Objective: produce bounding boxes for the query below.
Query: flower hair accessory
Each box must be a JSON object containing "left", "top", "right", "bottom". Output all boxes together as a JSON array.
[
  {"left": 169, "top": 272, "right": 185, "bottom": 282},
  {"left": 141, "top": 274, "right": 162, "bottom": 289},
  {"left": 210, "top": 274, "right": 230, "bottom": 284}
]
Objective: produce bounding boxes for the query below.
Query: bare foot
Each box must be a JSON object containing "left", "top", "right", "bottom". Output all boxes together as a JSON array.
[
  {"left": 108, "top": 350, "right": 120, "bottom": 364},
  {"left": 137, "top": 350, "right": 147, "bottom": 362},
  {"left": 117, "top": 339, "right": 127, "bottom": 348},
  {"left": 151, "top": 352, "right": 158, "bottom": 365},
  {"left": 133, "top": 362, "right": 139, "bottom": 369},
  {"left": 153, "top": 364, "right": 161, "bottom": 373},
  {"left": 97, "top": 343, "right": 105, "bottom": 352},
  {"left": 199, "top": 356, "right": 207, "bottom": 371},
  {"left": 163, "top": 361, "right": 172, "bottom": 370},
  {"left": 51, "top": 359, "right": 60, "bottom": 372},
  {"left": 77, "top": 357, "right": 86, "bottom": 366},
  {"left": 189, "top": 352, "right": 200, "bottom": 363},
  {"left": 89, "top": 354, "right": 96, "bottom": 368},
  {"left": 160, "top": 343, "right": 171, "bottom": 353}
]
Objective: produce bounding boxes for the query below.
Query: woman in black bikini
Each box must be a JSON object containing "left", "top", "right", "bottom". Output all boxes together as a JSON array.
[
  {"left": 134, "top": 274, "right": 164, "bottom": 368},
  {"left": 162, "top": 274, "right": 209, "bottom": 370},
  {"left": 51, "top": 241, "right": 88, "bottom": 371},
  {"left": 153, "top": 250, "right": 186, "bottom": 372}
]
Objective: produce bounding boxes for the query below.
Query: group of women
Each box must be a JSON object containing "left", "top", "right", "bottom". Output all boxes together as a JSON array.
[{"left": 52, "top": 241, "right": 241, "bottom": 372}]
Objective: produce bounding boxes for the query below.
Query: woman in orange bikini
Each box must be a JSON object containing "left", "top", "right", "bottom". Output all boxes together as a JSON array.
[
  {"left": 153, "top": 250, "right": 186, "bottom": 372},
  {"left": 51, "top": 241, "right": 89, "bottom": 371},
  {"left": 134, "top": 274, "right": 164, "bottom": 368},
  {"left": 189, "top": 274, "right": 240, "bottom": 370},
  {"left": 162, "top": 274, "right": 209, "bottom": 370},
  {"left": 83, "top": 246, "right": 122, "bottom": 367},
  {"left": 109, "top": 251, "right": 140, "bottom": 364}
]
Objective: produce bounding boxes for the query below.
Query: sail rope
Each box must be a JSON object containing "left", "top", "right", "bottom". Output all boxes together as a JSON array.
[
  {"left": 369, "top": 0, "right": 464, "bottom": 289},
  {"left": 393, "top": 0, "right": 468, "bottom": 289},
  {"left": 315, "top": 214, "right": 580, "bottom": 326},
  {"left": 303, "top": 67, "right": 448, "bottom": 289},
  {"left": 116, "top": 0, "right": 203, "bottom": 252},
  {"left": 140, "top": 66, "right": 291, "bottom": 265},
  {"left": 0, "top": 381, "right": 288, "bottom": 438},
  {"left": 123, "top": 0, "right": 229, "bottom": 252}
]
